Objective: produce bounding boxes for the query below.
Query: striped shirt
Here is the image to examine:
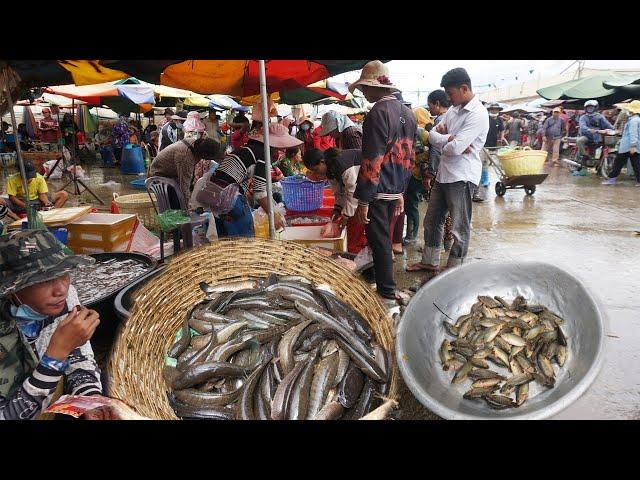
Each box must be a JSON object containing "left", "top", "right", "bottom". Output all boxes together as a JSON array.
[
  {"left": 0, "top": 286, "right": 102, "bottom": 420},
  {"left": 214, "top": 142, "right": 269, "bottom": 201}
]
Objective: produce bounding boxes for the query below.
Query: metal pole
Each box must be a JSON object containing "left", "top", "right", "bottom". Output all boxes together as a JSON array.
[
  {"left": 4, "top": 81, "right": 30, "bottom": 214},
  {"left": 258, "top": 60, "right": 275, "bottom": 239}
]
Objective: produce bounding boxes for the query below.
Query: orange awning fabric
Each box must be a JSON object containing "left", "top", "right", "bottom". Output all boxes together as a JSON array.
[
  {"left": 9, "top": 60, "right": 376, "bottom": 98},
  {"left": 44, "top": 83, "right": 121, "bottom": 105},
  {"left": 160, "top": 60, "right": 331, "bottom": 97}
]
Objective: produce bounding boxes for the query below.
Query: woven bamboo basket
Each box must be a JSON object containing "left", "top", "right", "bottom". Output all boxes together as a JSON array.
[
  {"left": 113, "top": 192, "right": 159, "bottom": 231},
  {"left": 497, "top": 147, "right": 547, "bottom": 176},
  {"left": 108, "top": 238, "right": 396, "bottom": 420}
]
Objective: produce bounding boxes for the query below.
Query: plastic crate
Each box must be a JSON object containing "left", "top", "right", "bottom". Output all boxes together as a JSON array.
[
  {"left": 281, "top": 176, "right": 325, "bottom": 212},
  {"left": 322, "top": 187, "right": 335, "bottom": 208},
  {"left": 286, "top": 206, "right": 334, "bottom": 218},
  {"left": 66, "top": 213, "right": 137, "bottom": 254},
  {"left": 280, "top": 225, "right": 347, "bottom": 252}
]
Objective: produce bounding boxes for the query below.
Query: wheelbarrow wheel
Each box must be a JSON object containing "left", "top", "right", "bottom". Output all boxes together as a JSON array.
[
  {"left": 524, "top": 185, "right": 536, "bottom": 196},
  {"left": 495, "top": 182, "right": 507, "bottom": 197}
]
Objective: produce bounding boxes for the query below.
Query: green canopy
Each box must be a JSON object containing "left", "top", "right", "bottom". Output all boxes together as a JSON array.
[
  {"left": 603, "top": 73, "right": 640, "bottom": 88},
  {"left": 537, "top": 72, "right": 640, "bottom": 104}
]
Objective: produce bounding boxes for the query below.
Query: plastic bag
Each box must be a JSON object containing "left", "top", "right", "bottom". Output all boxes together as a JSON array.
[
  {"left": 252, "top": 207, "right": 269, "bottom": 239},
  {"left": 190, "top": 169, "right": 215, "bottom": 210},
  {"left": 43, "top": 159, "right": 64, "bottom": 179},
  {"left": 156, "top": 209, "right": 191, "bottom": 232},
  {"left": 67, "top": 165, "right": 86, "bottom": 180},
  {"left": 27, "top": 205, "right": 46, "bottom": 230},
  {"left": 195, "top": 180, "right": 239, "bottom": 215},
  {"left": 204, "top": 213, "right": 218, "bottom": 241},
  {"left": 44, "top": 394, "right": 112, "bottom": 418}
]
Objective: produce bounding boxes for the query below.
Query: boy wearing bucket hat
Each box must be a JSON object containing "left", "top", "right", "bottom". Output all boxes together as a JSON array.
[
  {"left": 601, "top": 100, "right": 640, "bottom": 186},
  {"left": 349, "top": 60, "right": 417, "bottom": 302},
  {"left": 197, "top": 123, "right": 302, "bottom": 236},
  {"left": 0, "top": 230, "right": 105, "bottom": 420}
]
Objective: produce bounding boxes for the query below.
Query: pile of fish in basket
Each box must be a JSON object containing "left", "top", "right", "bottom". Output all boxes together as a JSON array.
[{"left": 163, "top": 274, "right": 392, "bottom": 420}]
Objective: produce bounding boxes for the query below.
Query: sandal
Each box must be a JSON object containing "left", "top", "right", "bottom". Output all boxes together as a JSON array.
[{"left": 406, "top": 262, "right": 440, "bottom": 272}]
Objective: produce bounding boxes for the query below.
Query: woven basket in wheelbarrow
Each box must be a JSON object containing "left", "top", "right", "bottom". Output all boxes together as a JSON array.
[
  {"left": 108, "top": 237, "right": 397, "bottom": 420},
  {"left": 497, "top": 147, "right": 547, "bottom": 176}
]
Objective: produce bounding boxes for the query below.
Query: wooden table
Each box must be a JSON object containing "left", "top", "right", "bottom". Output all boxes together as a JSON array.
[{"left": 6, "top": 206, "right": 92, "bottom": 231}]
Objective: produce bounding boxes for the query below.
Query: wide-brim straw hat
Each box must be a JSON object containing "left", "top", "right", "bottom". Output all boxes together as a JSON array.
[
  {"left": 251, "top": 99, "right": 278, "bottom": 122},
  {"left": 622, "top": 100, "right": 640, "bottom": 115},
  {"left": 298, "top": 116, "right": 314, "bottom": 127},
  {"left": 348, "top": 60, "right": 399, "bottom": 94},
  {"left": 171, "top": 115, "right": 186, "bottom": 121},
  {"left": 248, "top": 123, "right": 304, "bottom": 148}
]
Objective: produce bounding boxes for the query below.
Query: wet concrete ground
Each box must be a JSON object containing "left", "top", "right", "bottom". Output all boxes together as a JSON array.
[{"left": 2, "top": 157, "right": 638, "bottom": 419}]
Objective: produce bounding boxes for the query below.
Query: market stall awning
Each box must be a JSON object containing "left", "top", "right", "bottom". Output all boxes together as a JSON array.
[
  {"left": 602, "top": 73, "right": 640, "bottom": 88},
  {"left": 501, "top": 103, "right": 546, "bottom": 114},
  {"left": 157, "top": 60, "right": 375, "bottom": 97},
  {"left": 279, "top": 79, "right": 352, "bottom": 105},
  {"left": 43, "top": 82, "right": 155, "bottom": 114},
  {"left": 536, "top": 72, "right": 640, "bottom": 103}
]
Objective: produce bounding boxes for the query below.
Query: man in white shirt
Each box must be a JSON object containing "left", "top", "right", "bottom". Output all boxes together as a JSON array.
[{"left": 407, "top": 68, "right": 488, "bottom": 273}]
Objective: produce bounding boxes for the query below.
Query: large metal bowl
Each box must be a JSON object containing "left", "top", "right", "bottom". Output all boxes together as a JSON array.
[{"left": 396, "top": 261, "right": 606, "bottom": 420}]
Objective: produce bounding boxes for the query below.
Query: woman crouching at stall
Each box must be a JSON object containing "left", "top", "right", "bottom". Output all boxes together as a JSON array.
[
  {"left": 197, "top": 123, "right": 303, "bottom": 237},
  {"left": 302, "top": 147, "right": 367, "bottom": 254},
  {"left": 0, "top": 230, "right": 110, "bottom": 420},
  {"left": 149, "top": 137, "right": 221, "bottom": 207}
]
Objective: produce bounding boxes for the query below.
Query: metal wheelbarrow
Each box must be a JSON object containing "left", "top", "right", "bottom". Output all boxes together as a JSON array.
[{"left": 484, "top": 147, "right": 548, "bottom": 197}]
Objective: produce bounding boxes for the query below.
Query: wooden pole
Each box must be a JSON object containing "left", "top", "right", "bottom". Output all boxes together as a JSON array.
[{"left": 4, "top": 81, "right": 30, "bottom": 215}]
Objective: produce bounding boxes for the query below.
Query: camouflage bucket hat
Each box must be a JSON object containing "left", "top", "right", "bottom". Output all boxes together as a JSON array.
[{"left": 0, "top": 229, "right": 94, "bottom": 297}]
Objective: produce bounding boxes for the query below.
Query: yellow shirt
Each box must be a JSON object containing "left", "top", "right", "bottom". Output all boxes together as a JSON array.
[{"left": 6, "top": 173, "right": 49, "bottom": 201}]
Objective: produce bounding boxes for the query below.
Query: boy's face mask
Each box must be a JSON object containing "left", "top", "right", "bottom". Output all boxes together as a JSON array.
[
  {"left": 300, "top": 124, "right": 310, "bottom": 131},
  {"left": 10, "top": 302, "right": 47, "bottom": 322}
]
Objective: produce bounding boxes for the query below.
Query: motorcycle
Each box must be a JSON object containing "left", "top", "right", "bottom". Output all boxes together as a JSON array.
[{"left": 564, "top": 130, "right": 619, "bottom": 178}]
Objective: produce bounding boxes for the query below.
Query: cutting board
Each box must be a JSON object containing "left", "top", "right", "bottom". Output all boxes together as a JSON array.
[{"left": 7, "top": 206, "right": 93, "bottom": 230}]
